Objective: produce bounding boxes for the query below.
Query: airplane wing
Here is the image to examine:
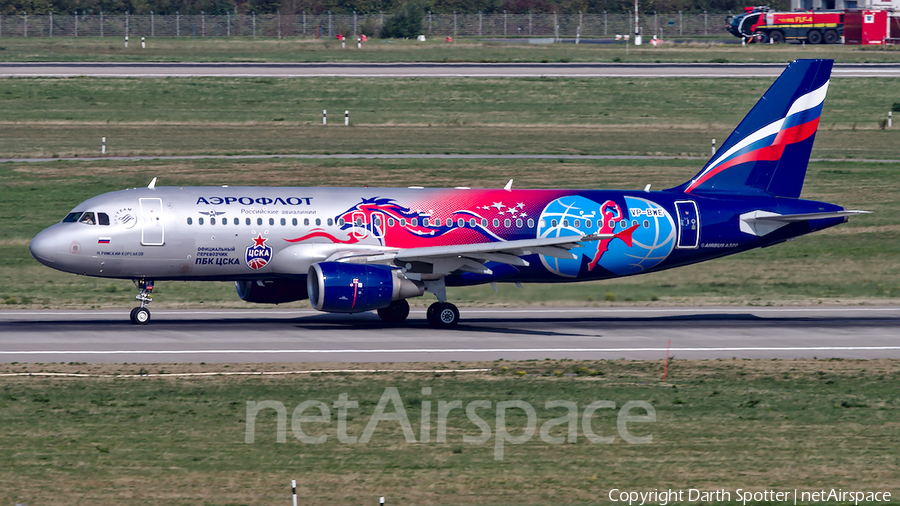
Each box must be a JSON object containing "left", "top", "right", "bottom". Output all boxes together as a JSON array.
[{"left": 325, "top": 234, "right": 612, "bottom": 276}]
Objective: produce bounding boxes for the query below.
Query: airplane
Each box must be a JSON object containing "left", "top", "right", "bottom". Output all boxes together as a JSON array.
[{"left": 29, "top": 59, "right": 868, "bottom": 327}]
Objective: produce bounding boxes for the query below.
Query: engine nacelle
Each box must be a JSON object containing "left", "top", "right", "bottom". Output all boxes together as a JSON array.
[
  {"left": 235, "top": 279, "right": 308, "bottom": 304},
  {"left": 307, "top": 262, "right": 424, "bottom": 313}
]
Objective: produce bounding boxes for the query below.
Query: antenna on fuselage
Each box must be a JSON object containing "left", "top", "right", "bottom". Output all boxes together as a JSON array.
[
  {"left": 504, "top": 179, "right": 513, "bottom": 191},
  {"left": 147, "top": 177, "right": 158, "bottom": 190}
]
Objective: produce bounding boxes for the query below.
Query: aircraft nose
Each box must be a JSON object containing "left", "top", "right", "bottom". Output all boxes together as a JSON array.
[{"left": 30, "top": 228, "right": 58, "bottom": 266}]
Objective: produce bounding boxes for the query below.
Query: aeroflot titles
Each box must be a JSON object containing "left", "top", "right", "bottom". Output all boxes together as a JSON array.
[{"left": 196, "top": 196, "right": 314, "bottom": 206}]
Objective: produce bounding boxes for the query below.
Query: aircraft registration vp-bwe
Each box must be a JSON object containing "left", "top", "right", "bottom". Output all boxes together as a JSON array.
[{"left": 31, "top": 59, "right": 867, "bottom": 327}]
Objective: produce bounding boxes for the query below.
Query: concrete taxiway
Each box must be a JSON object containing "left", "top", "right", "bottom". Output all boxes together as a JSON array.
[
  {"left": 1, "top": 306, "right": 898, "bottom": 363},
  {"left": 2, "top": 62, "right": 900, "bottom": 78}
]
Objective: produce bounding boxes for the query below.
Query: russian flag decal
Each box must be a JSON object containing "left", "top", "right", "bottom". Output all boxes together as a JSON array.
[{"left": 98, "top": 238, "right": 111, "bottom": 244}]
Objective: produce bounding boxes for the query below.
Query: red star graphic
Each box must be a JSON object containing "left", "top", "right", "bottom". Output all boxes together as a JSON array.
[{"left": 252, "top": 234, "right": 268, "bottom": 247}]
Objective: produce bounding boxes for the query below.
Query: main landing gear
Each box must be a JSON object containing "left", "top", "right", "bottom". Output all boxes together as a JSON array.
[
  {"left": 375, "top": 299, "right": 461, "bottom": 328},
  {"left": 426, "top": 301, "right": 460, "bottom": 329},
  {"left": 130, "top": 279, "right": 154, "bottom": 325}
]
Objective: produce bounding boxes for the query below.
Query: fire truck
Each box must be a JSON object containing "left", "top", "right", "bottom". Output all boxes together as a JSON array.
[{"left": 727, "top": 6, "right": 844, "bottom": 43}]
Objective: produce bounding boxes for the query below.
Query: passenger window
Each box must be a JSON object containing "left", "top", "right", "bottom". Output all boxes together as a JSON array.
[
  {"left": 257, "top": 218, "right": 263, "bottom": 226},
  {"left": 540, "top": 219, "right": 546, "bottom": 227},
  {"left": 400, "top": 219, "right": 407, "bottom": 226},
  {"left": 388, "top": 218, "right": 395, "bottom": 227},
  {"left": 79, "top": 212, "right": 96, "bottom": 225},
  {"left": 269, "top": 218, "right": 275, "bottom": 226},
  {"left": 327, "top": 218, "right": 334, "bottom": 226},
  {"left": 304, "top": 218, "right": 310, "bottom": 226},
  {"left": 481, "top": 218, "right": 487, "bottom": 227},
  {"left": 292, "top": 218, "right": 298, "bottom": 226},
  {"left": 356, "top": 218, "right": 363, "bottom": 226},
  {"left": 63, "top": 212, "right": 82, "bottom": 223},
  {"left": 210, "top": 218, "right": 216, "bottom": 225},
  {"left": 280, "top": 218, "right": 286, "bottom": 226},
  {"left": 199, "top": 217, "right": 204, "bottom": 225},
  {"left": 527, "top": 219, "right": 535, "bottom": 228},
  {"left": 457, "top": 218, "right": 464, "bottom": 227},
  {"left": 423, "top": 218, "right": 430, "bottom": 226},
  {"left": 516, "top": 219, "right": 523, "bottom": 228},
  {"left": 339, "top": 218, "right": 346, "bottom": 226},
  {"left": 222, "top": 218, "right": 227, "bottom": 226},
  {"left": 469, "top": 218, "right": 476, "bottom": 227},
  {"left": 187, "top": 217, "right": 193, "bottom": 225},
  {"left": 98, "top": 213, "right": 110, "bottom": 226},
  {"left": 433, "top": 218, "right": 441, "bottom": 226},
  {"left": 411, "top": 218, "right": 418, "bottom": 227},
  {"left": 493, "top": 219, "right": 500, "bottom": 227},
  {"left": 586, "top": 219, "right": 592, "bottom": 228},
  {"left": 574, "top": 219, "right": 580, "bottom": 228},
  {"left": 643, "top": 220, "right": 650, "bottom": 228},
  {"left": 234, "top": 218, "right": 239, "bottom": 225},
  {"left": 246, "top": 218, "right": 251, "bottom": 225},
  {"left": 551, "top": 219, "right": 558, "bottom": 227},
  {"left": 504, "top": 219, "right": 511, "bottom": 228},
  {"left": 315, "top": 218, "right": 321, "bottom": 226}
]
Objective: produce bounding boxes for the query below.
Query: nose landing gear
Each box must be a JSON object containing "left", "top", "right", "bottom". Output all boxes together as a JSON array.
[{"left": 130, "top": 279, "right": 154, "bottom": 325}]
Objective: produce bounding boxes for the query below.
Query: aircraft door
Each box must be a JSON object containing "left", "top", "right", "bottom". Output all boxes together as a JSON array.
[
  {"left": 370, "top": 212, "right": 386, "bottom": 240},
  {"left": 140, "top": 198, "right": 165, "bottom": 246},
  {"left": 675, "top": 201, "right": 699, "bottom": 249},
  {"left": 351, "top": 212, "right": 367, "bottom": 240}
]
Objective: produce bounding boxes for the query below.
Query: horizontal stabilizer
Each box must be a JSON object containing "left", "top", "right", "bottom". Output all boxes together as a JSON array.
[{"left": 740, "top": 210, "right": 870, "bottom": 236}]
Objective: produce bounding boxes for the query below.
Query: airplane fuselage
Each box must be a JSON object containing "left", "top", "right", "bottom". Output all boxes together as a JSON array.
[{"left": 30, "top": 185, "right": 846, "bottom": 287}]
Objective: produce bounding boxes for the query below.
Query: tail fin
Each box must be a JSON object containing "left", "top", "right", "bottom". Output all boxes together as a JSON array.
[{"left": 675, "top": 59, "right": 833, "bottom": 198}]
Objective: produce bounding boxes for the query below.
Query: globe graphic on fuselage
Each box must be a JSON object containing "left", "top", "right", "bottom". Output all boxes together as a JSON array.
[{"left": 537, "top": 195, "right": 676, "bottom": 277}]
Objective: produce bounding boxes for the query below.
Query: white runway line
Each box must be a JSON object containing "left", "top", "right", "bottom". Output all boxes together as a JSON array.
[{"left": 3, "top": 346, "right": 900, "bottom": 355}]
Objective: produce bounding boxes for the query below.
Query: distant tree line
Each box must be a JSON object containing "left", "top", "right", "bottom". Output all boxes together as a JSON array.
[{"left": 2, "top": 0, "right": 789, "bottom": 16}]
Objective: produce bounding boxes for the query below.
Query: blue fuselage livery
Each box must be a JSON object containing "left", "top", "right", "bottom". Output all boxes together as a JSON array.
[{"left": 29, "top": 59, "right": 867, "bottom": 327}]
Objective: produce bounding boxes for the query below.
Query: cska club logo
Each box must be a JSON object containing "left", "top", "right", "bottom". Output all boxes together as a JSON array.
[{"left": 245, "top": 234, "right": 272, "bottom": 270}]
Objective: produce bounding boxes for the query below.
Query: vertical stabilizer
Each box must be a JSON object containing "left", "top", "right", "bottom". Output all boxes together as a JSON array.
[{"left": 675, "top": 59, "right": 833, "bottom": 198}]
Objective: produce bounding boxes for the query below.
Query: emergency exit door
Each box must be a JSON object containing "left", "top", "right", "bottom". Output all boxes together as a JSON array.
[{"left": 140, "top": 198, "right": 165, "bottom": 246}]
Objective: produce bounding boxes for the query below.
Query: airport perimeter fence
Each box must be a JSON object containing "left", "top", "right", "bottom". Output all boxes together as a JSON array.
[{"left": 0, "top": 12, "right": 730, "bottom": 39}]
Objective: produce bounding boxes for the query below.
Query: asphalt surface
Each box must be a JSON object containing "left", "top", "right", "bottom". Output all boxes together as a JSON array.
[
  {"left": 1, "top": 306, "right": 898, "bottom": 363},
  {"left": 2, "top": 62, "right": 900, "bottom": 78}
]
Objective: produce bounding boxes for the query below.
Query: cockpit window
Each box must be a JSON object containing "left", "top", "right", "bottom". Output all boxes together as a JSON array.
[
  {"left": 63, "top": 212, "right": 82, "bottom": 223},
  {"left": 98, "top": 213, "right": 110, "bottom": 226},
  {"left": 79, "top": 212, "right": 96, "bottom": 225}
]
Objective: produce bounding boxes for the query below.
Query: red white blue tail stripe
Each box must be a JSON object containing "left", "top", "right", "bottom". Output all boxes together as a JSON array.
[{"left": 686, "top": 79, "right": 828, "bottom": 194}]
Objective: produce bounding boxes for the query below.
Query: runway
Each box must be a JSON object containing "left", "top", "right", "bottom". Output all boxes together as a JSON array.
[
  {"left": 2, "top": 62, "right": 900, "bottom": 78},
  {"left": 1, "top": 306, "right": 898, "bottom": 363}
]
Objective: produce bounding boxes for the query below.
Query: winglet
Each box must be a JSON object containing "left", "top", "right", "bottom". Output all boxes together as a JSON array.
[
  {"left": 504, "top": 179, "right": 513, "bottom": 191},
  {"left": 148, "top": 177, "right": 158, "bottom": 190}
]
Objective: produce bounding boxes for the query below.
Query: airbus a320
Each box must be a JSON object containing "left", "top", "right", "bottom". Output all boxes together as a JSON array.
[{"left": 30, "top": 59, "right": 867, "bottom": 327}]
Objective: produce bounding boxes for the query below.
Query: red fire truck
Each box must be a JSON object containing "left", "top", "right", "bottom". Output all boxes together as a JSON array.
[{"left": 726, "top": 6, "right": 844, "bottom": 44}]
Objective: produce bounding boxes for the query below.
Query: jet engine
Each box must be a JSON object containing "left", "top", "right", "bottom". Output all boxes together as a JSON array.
[
  {"left": 307, "top": 262, "right": 424, "bottom": 313},
  {"left": 235, "top": 279, "right": 309, "bottom": 304}
]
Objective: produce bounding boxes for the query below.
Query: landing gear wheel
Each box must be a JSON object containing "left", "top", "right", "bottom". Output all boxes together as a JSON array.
[
  {"left": 769, "top": 30, "right": 784, "bottom": 44},
  {"left": 807, "top": 30, "right": 823, "bottom": 44},
  {"left": 130, "top": 307, "right": 150, "bottom": 325},
  {"left": 427, "top": 302, "right": 460, "bottom": 329},
  {"left": 377, "top": 299, "right": 410, "bottom": 323},
  {"left": 824, "top": 29, "right": 839, "bottom": 44}
]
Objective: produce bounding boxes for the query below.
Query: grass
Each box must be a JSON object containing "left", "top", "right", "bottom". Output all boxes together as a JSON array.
[
  {"left": 1, "top": 36, "right": 900, "bottom": 63},
  {"left": 0, "top": 76, "right": 897, "bottom": 159},
  {"left": 1, "top": 157, "right": 897, "bottom": 308},
  {"left": 1, "top": 359, "right": 898, "bottom": 504}
]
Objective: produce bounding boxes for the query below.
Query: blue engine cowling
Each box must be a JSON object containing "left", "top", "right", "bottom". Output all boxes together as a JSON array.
[
  {"left": 307, "top": 262, "right": 424, "bottom": 313},
  {"left": 235, "top": 279, "right": 308, "bottom": 304}
]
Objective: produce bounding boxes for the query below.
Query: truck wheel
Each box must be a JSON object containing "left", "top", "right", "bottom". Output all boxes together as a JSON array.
[
  {"left": 824, "top": 29, "right": 839, "bottom": 44},
  {"left": 807, "top": 30, "right": 823, "bottom": 44},
  {"left": 769, "top": 30, "right": 785, "bottom": 43}
]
